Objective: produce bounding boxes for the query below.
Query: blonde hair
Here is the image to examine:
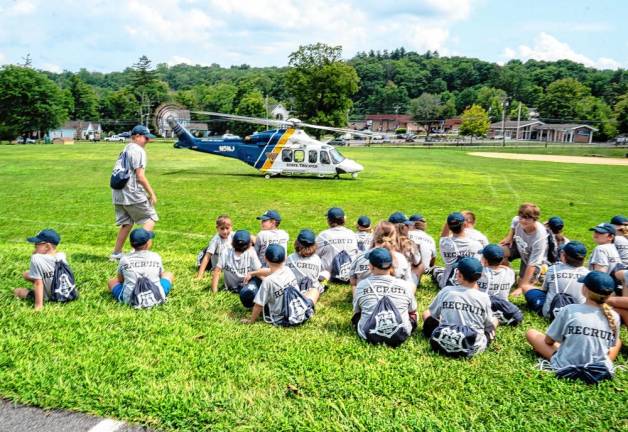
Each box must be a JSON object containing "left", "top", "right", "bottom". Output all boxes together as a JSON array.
[
  {"left": 589, "top": 291, "right": 618, "bottom": 338},
  {"left": 371, "top": 221, "right": 399, "bottom": 275}
]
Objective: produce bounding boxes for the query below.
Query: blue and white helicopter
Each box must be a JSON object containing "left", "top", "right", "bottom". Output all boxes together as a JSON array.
[{"left": 165, "top": 110, "right": 365, "bottom": 179}]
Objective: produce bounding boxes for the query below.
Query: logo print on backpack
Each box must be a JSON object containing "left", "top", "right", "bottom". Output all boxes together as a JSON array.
[
  {"left": 136, "top": 290, "right": 158, "bottom": 308},
  {"left": 288, "top": 298, "right": 308, "bottom": 324},
  {"left": 370, "top": 310, "right": 403, "bottom": 338},
  {"left": 55, "top": 273, "right": 74, "bottom": 298},
  {"left": 432, "top": 327, "right": 465, "bottom": 353}
]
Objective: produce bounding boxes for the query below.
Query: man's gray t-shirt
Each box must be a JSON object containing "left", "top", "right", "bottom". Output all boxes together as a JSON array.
[
  {"left": 438, "top": 236, "right": 483, "bottom": 288},
  {"left": 117, "top": 250, "right": 165, "bottom": 304},
  {"left": 316, "top": 226, "right": 359, "bottom": 272},
  {"left": 29, "top": 252, "right": 68, "bottom": 300},
  {"left": 541, "top": 263, "right": 588, "bottom": 318},
  {"left": 350, "top": 250, "right": 413, "bottom": 284},
  {"left": 614, "top": 235, "right": 628, "bottom": 265},
  {"left": 428, "top": 285, "right": 494, "bottom": 351},
  {"left": 353, "top": 275, "right": 417, "bottom": 340},
  {"left": 408, "top": 229, "right": 436, "bottom": 269},
  {"left": 255, "top": 229, "right": 289, "bottom": 266},
  {"left": 207, "top": 233, "right": 234, "bottom": 268},
  {"left": 112, "top": 143, "right": 148, "bottom": 205},
  {"left": 477, "top": 266, "right": 515, "bottom": 300},
  {"left": 588, "top": 244, "right": 621, "bottom": 274},
  {"left": 513, "top": 221, "right": 548, "bottom": 266},
  {"left": 466, "top": 228, "right": 489, "bottom": 247},
  {"left": 218, "top": 248, "right": 261, "bottom": 292},
  {"left": 286, "top": 253, "right": 323, "bottom": 292},
  {"left": 547, "top": 303, "right": 619, "bottom": 371},
  {"left": 254, "top": 266, "right": 298, "bottom": 325}
]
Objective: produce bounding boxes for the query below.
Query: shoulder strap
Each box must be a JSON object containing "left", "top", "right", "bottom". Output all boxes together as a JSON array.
[{"left": 554, "top": 265, "right": 575, "bottom": 295}]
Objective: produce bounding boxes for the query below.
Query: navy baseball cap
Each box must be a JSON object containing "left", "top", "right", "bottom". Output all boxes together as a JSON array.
[
  {"left": 611, "top": 215, "right": 628, "bottom": 225},
  {"left": 233, "top": 230, "right": 251, "bottom": 248},
  {"left": 131, "top": 125, "right": 156, "bottom": 139},
  {"left": 589, "top": 223, "right": 616, "bottom": 235},
  {"left": 389, "top": 211, "right": 413, "bottom": 225},
  {"left": 297, "top": 229, "right": 316, "bottom": 246},
  {"left": 447, "top": 212, "right": 465, "bottom": 227},
  {"left": 357, "top": 215, "right": 371, "bottom": 227},
  {"left": 562, "top": 241, "right": 587, "bottom": 259},
  {"left": 456, "top": 257, "right": 484, "bottom": 280},
  {"left": 409, "top": 214, "right": 426, "bottom": 222},
  {"left": 481, "top": 244, "right": 504, "bottom": 262},
  {"left": 129, "top": 228, "right": 155, "bottom": 247},
  {"left": 327, "top": 207, "right": 345, "bottom": 219},
  {"left": 257, "top": 210, "right": 281, "bottom": 222},
  {"left": 367, "top": 247, "right": 393, "bottom": 269},
  {"left": 27, "top": 228, "right": 60, "bottom": 245},
  {"left": 547, "top": 216, "right": 564, "bottom": 231},
  {"left": 265, "top": 243, "right": 285, "bottom": 263},
  {"left": 578, "top": 271, "right": 615, "bottom": 295}
]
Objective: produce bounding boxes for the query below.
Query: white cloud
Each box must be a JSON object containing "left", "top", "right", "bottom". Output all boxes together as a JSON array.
[
  {"left": 41, "top": 63, "right": 62, "bottom": 73},
  {"left": 503, "top": 32, "right": 622, "bottom": 70},
  {"left": 8, "top": 0, "right": 36, "bottom": 15}
]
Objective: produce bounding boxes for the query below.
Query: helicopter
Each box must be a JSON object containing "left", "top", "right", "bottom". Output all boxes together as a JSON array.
[{"left": 164, "top": 110, "right": 365, "bottom": 179}]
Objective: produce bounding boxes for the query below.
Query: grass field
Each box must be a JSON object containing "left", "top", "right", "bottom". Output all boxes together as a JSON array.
[{"left": 0, "top": 142, "right": 627, "bottom": 431}]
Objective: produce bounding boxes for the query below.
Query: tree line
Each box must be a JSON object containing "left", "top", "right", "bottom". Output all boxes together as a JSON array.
[{"left": 1, "top": 44, "right": 627, "bottom": 141}]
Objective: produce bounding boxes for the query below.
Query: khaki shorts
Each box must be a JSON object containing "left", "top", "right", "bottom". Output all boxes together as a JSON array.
[{"left": 114, "top": 201, "right": 158, "bottom": 226}]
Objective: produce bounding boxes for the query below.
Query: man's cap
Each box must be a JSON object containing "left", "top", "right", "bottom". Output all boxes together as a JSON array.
[
  {"left": 409, "top": 214, "right": 426, "bottom": 222},
  {"left": 357, "top": 215, "right": 371, "bottom": 227},
  {"left": 27, "top": 228, "right": 60, "bottom": 245},
  {"left": 327, "top": 207, "right": 345, "bottom": 219},
  {"left": 481, "top": 244, "right": 504, "bottom": 262},
  {"left": 610, "top": 215, "right": 628, "bottom": 225},
  {"left": 389, "top": 211, "right": 413, "bottom": 225},
  {"left": 447, "top": 212, "right": 465, "bottom": 227},
  {"left": 547, "top": 216, "right": 564, "bottom": 231},
  {"left": 577, "top": 271, "right": 615, "bottom": 295},
  {"left": 589, "top": 223, "right": 616, "bottom": 235},
  {"left": 367, "top": 247, "right": 393, "bottom": 269},
  {"left": 129, "top": 228, "right": 155, "bottom": 247},
  {"left": 456, "top": 257, "right": 484, "bottom": 280},
  {"left": 131, "top": 125, "right": 156, "bottom": 139},
  {"left": 265, "top": 243, "right": 285, "bottom": 263},
  {"left": 233, "top": 230, "right": 251, "bottom": 247},
  {"left": 257, "top": 210, "right": 282, "bottom": 222},
  {"left": 297, "top": 229, "right": 316, "bottom": 246},
  {"left": 562, "top": 241, "right": 587, "bottom": 259}
]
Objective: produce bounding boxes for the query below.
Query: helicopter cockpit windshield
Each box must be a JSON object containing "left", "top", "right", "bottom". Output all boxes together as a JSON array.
[{"left": 329, "top": 148, "right": 346, "bottom": 164}]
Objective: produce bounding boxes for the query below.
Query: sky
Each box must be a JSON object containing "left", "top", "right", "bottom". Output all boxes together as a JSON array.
[{"left": 0, "top": 0, "right": 626, "bottom": 73}]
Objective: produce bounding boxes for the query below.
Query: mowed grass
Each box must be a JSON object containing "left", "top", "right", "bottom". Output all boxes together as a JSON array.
[{"left": 0, "top": 142, "right": 627, "bottom": 432}]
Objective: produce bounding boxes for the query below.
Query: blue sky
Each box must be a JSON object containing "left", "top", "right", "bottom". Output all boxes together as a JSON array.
[{"left": 0, "top": 0, "right": 625, "bottom": 72}]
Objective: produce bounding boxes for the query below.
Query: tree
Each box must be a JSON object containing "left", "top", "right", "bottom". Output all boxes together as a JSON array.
[
  {"left": 68, "top": 75, "right": 99, "bottom": 120},
  {"left": 286, "top": 43, "right": 359, "bottom": 135},
  {"left": 0, "top": 65, "right": 68, "bottom": 139},
  {"left": 614, "top": 93, "right": 628, "bottom": 134},
  {"left": 539, "top": 78, "right": 590, "bottom": 120},
  {"left": 576, "top": 96, "right": 617, "bottom": 141},
  {"left": 408, "top": 93, "right": 442, "bottom": 136},
  {"left": 231, "top": 90, "right": 267, "bottom": 136},
  {"left": 99, "top": 88, "right": 141, "bottom": 132},
  {"left": 508, "top": 101, "right": 530, "bottom": 121},
  {"left": 366, "top": 81, "right": 409, "bottom": 114},
  {"left": 131, "top": 55, "right": 156, "bottom": 88},
  {"left": 459, "top": 104, "right": 490, "bottom": 141},
  {"left": 476, "top": 86, "right": 506, "bottom": 123},
  {"left": 199, "top": 82, "right": 238, "bottom": 113}
]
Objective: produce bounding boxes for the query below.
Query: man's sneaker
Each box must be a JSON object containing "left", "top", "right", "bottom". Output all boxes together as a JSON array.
[{"left": 110, "top": 251, "right": 124, "bottom": 261}]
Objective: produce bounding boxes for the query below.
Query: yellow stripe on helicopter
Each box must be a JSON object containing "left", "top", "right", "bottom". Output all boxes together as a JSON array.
[{"left": 260, "top": 128, "right": 296, "bottom": 172}]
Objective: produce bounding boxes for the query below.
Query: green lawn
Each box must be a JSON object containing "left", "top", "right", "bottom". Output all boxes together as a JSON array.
[{"left": 0, "top": 142, "right": 626, "bottom": 431}]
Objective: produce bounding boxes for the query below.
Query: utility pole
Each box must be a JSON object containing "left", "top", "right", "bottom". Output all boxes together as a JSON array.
[
  {"left": 265, "top": 94, "right": 269, "bottom": 131},
  {"left": 516, "top": 102, "right": 522, "bottom": 140},
  {"left": 501, "top": 97, "right": 509, "bottom": 147}
]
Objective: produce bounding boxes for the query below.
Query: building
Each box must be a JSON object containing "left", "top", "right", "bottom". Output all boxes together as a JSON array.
[
  {"left": 489, "top": 120, "right": 597, "bottom": 143},
  {"left": 48, "top": 120, "right": 102, "bottom": 143},
  {"left": 270, "top": 103, "right": 290, "bottom": 121},
  {"left": 441, "top": 117, "right": 462, "bottom": 133},
  {"left": 365, "top": 114, "right": 420, "bottom": 132}
]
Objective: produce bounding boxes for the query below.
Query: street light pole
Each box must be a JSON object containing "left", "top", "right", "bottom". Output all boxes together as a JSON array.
[{"left": 501, "top": 97, "right": 509, "bottom": 147}]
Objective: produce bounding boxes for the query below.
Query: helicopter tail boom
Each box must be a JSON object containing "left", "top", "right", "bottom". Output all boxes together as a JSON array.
[{"left": 167, "top": 116, "right": 196, "bottom": 149}]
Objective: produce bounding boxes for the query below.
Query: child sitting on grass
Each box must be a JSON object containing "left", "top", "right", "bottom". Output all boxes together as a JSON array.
[
  {"left": 254, "top": 210, "right": 289, "bottom": 267},
  {"left": 286, "top": 229, "right": 325, "bottom": 293},
  {"left": 196, "top": 215, "right": 233, "bottom": 278},
  {"left": 14, "top": 228, "right": 72, "bottom": 311},
  {"left": 526, "top": 271, "right": 621, "bottom": 384},
  {"left": 355, "top": 215, "right": 373, "bottom": 253}
]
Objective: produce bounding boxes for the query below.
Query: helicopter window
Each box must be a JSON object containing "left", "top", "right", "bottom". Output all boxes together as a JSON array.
[
  {"left": 320, "top": 151, "right": 330, "bottom": 164},
  {"left": 329, "top": 148, "right": 346, "bottom": 164},
  {"left": 281, "top": 149, "right": 293, "bottom": 162},
  {"left": 294, "top": 150, "right": 305, "bottom": 163},
  {"left": 308, "top": 150, "right": 318, "bottom": 163}
]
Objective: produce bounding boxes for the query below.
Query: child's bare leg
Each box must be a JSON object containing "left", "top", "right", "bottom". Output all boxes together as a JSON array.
[
  {"left": 114, "top": 224, "right": 133, "bottom": 253},
  {"left": 143, "top": 219, "right": 156, "bottom": 231},
  {"left": 526, "top": 329, "right": 558, "bottom": 360},
  {"left": 305, "top": 288, "right": 320, "bottom": 305},
  {"left": 22, "top": 271, "right": 36, "bottom": 282},
  {"left": 162, "top": 271, "right": 174, "bottom": 283},
  {"left": 14, "top": 288, "right": 30, "bottom": 298},
  {"left": 107, "top": 278, "right": 119, "bottom": 291},
  {"left": 421, "top": 310, "right": 431, "bottom": 321}
]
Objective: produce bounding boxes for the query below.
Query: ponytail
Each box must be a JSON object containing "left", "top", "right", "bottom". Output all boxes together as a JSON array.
[{"left": 601, "top": 303, "right": 618, "bottom": 339}]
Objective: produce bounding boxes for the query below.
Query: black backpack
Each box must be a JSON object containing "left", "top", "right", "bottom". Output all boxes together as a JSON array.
[
  {"left": 110, "top": 151, "right": 131, "bottom": 190},
  {"left": 129, "top": 276, "right": 165, "bottom": 309},
  {"left": 548, "top": 267, "right": 577, "bottom": 321},
  {"left": 430, "top": 324, "right": 478, "bottom": 357},
  {"left": 490, "top": 296, "right": 523, "bottom": 326},
  {"left": 279, "top": 285, "right": 314, "bottom": 326},
  {"left": 50, "top": 260, "right": 78, "bottom": 302},
  {"left": 331, "top": 250, "right": 352, "bottom": 283},
  {"left": 360, "top": 295, "right": 409, "bottom": 347},
  {"left": 556, "top": 362, "right": 613, "bottom": 385}
]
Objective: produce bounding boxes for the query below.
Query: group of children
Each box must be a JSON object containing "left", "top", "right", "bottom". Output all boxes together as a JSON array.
[{"left": 13, "top": 205, "right": 628, "bottom": 383}]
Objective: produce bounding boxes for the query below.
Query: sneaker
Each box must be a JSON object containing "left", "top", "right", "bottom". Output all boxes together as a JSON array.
[{"left": 109, "top": 251, "right": 123, "bottom": 261}]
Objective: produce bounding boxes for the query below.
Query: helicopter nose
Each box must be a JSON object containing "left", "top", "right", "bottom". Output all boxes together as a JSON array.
[{"left": 339, "top": 159, "right": 363, "bottom": 173}]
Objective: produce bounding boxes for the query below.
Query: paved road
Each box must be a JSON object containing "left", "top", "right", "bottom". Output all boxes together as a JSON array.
[{"left": 0, "top": 399, "right": 154, "bottom": 432}]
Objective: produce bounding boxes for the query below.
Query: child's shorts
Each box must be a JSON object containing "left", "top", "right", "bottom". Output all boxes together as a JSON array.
[
  {"left": 111, "top": 278, "right": 172, "bottom": 302},
  {"left": 524, "top": 288, "right": 547, "bottom": 315}
]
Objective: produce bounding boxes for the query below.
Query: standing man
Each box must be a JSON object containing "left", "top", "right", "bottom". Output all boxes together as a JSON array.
[{"left": 110, "top": 125, "right": 158, "bottom": 260}]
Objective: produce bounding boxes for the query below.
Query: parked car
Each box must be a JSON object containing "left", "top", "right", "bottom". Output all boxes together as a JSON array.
[
  {"left": 15, "top": 136, "right": 36, "bottom": 144},
  {"left": 104, "top": 135, "right": 126, "bottom": 142},
  {"left": 328, "top": 137, "right": 348, "bottom": 146},
  {"left": 371, "top": 134, "right": 385, "bottom": 141}
]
